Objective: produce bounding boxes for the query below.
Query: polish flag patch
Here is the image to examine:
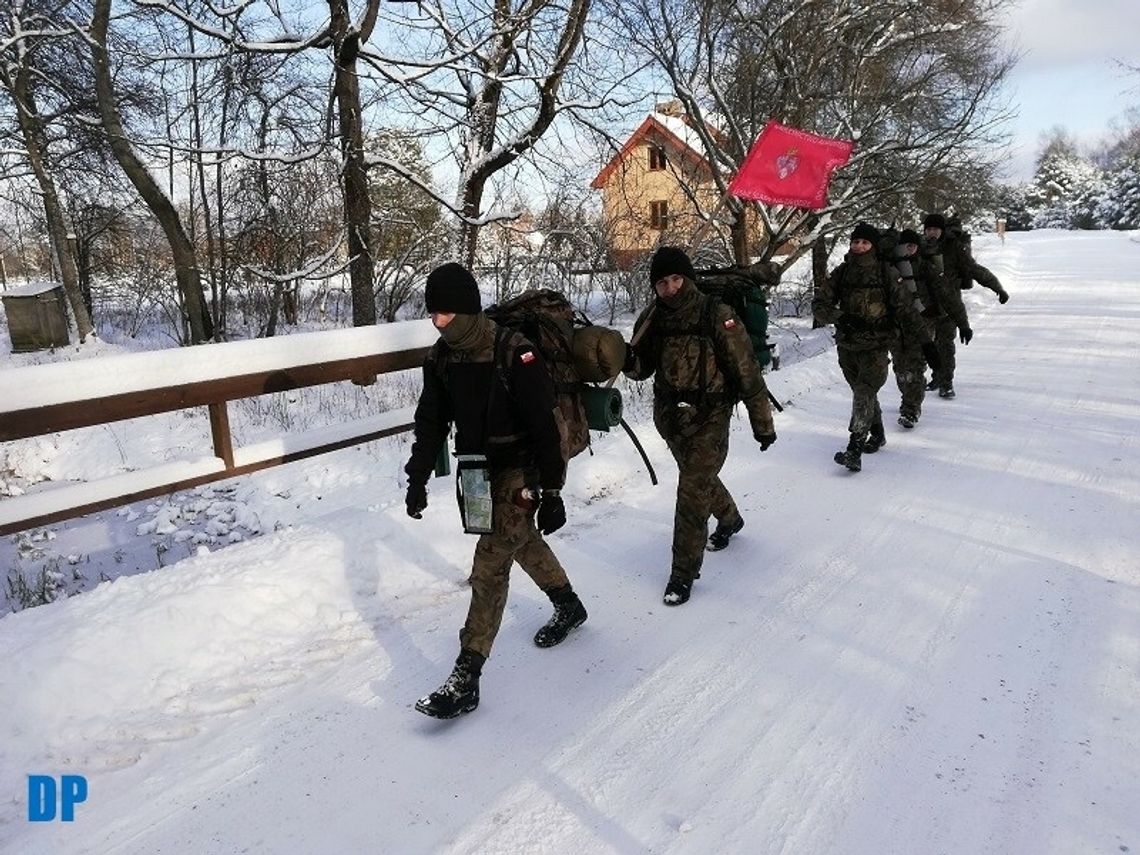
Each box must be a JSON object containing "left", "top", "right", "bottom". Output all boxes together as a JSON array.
[
  {"left": 723, "top": 318, "right": 738, "bottom": 329},
  {"left": 520, "top": 350, "right": 536, "bottom": 364}
]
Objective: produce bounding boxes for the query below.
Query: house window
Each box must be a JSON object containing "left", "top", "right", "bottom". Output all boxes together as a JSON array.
[
  {"left": 649, "top": 200, "right": 669, "bottom": 230},
  {"left": 648, "top": 146, "right": 667, "bottom": 171}
]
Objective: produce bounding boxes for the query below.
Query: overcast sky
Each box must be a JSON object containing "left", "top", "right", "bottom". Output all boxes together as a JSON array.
[{"left": 1001, "top": 0, "right": 1140, "bottom": 180}]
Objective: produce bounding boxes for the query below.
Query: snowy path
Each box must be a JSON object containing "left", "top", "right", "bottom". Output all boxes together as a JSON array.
[{"left": 2, "top": 231, "right": 1138, "bottom": 854}]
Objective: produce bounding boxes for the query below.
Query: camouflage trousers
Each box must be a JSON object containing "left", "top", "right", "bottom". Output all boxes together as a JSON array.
[
  {"left": 460, "top": 467, "right": 569, "bottom": 659},
  {"left": 837, "top": 345, "right": 890, "bottom": 438},
  {"left": 654, "top": 402, "right": 739, "bottom": 584},
  {"left": 889, "top": 325, "right": 931, "bottom": 419},
  {"left": 931, "top": 316, "right": 957, "bottom": 389}
]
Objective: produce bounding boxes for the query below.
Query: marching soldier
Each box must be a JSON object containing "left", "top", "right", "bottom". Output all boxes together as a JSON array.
[{"left": 625, "top": 247, "right": 776, "bottom": 606}]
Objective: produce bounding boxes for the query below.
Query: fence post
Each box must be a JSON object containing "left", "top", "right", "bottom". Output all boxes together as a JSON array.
[{"left": 208, "top": 402, "right": 235, "bottom": 469}]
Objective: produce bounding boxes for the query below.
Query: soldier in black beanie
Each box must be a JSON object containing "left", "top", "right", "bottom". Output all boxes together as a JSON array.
[
  {"left": 648, "top": 246, "right": 697, "bottom": 285},
  {"left": 624, "top": 246, "right": 777, "bottom": 605},
  {"left": 405, "top": 262, "right": 588, "bottom": 719},
  {"left": 922, "top": 212, "right": 1008, "bottom": 399},
  {"left": 424, "top": 262, "right": 482, "bottom": 315},
  {"left": 922, "top": 212, "right": 947, "bottom": 232},
  {"left": 889, "top": 227, "right": 970, "bottom": 428},
  {"left": 813, "top": 224, "right": 940, "bottom": 471}
]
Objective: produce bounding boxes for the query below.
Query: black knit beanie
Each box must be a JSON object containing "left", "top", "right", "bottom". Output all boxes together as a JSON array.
[
  {"left": 851, "top": 222, "right": 880, "bottom": 244},
  {"left": 649, "top": 246, "right": 696, "bottom": 285},
  {"left": 898, "top": 228, "right": 922, "bottom": 246},
  {"left": 425, "top": 263, "right": 481, "bottom": 314},
  {"left": 923, "top": 212, "right": 947, "bottom": 230}
]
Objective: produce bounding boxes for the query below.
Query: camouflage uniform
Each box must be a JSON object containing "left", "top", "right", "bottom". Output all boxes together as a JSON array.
[
  {"left": 406, "top": 315, "right": 573, "bottom": 660},
  {"left": 813, "top": 249, "right": 929, "bottom": 454},
  {"left": 462, "top": 466, "right": 569, "bottom": 658},
  {"left": 627, "top": 280, "right": 774, "bottom": 586},
  {"left": 890, "top": 247, "right": 966, "bottom": 420},
  {"left": 929, "top": 227, "right": 1006, "bottom": 392}
]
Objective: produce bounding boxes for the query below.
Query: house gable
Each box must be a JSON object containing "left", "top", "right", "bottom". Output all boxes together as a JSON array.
[{"left": 590, "top": 115, "right": 711, "bottom": 190}]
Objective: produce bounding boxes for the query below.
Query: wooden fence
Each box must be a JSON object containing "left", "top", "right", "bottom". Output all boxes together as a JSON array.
[{"left": 0, "top": 321, "right": 438, "bottom": 536}]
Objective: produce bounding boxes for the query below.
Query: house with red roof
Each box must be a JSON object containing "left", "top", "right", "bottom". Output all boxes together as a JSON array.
[{"left": 590, "top": 101, "right": 765, "bottom": 270}]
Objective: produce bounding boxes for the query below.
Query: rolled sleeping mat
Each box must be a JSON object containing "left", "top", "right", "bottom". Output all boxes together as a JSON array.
[
  {"left": 433, "top": 440, "right": 451, "bottom": 477},
  {"left": 571, "top": 325, "right": 628, "bottom": 382},
  {"left": 582, "top": 386, "right": 623, "bottom": 432}
]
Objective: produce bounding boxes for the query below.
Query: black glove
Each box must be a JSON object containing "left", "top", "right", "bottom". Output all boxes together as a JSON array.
[
  {"left": 754, "top": 431, "right": 777, "bottom": 451},
  {"left": 921, "top": 342, "right": 942, "bottom": 373},
  {"left": 958, "top": 325, "right": 973, "bottom": 345},
  {"left": 405, "top": 482, "right": 427, "bottom": 519},
  {"left": 536, "top": 493, "right": 566, "bottom": 535},
  {"left": 622, "top": 343, "right": 637, "bottom": 373},
  {"left": 997, "top": 289, "right": 1010, "bottom": 304}
]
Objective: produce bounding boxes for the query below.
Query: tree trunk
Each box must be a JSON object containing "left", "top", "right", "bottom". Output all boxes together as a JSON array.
[
  {"left": 730, "top": 208, "right": 749, "bottom": 266},
  {"left": 11, "top": 74, "right": 94, "bottom": 341},
  {"left": 329, "top": 0, "right": 379, "bottom": 327},
  {"left": 90, "top": 0, "right": 212, "bottom": 344},
  {"left": 187, "top": 24, "right": 220, "bottom": 340},
  {"left": 458, "top": 175, "right": 488, "bottom": 269},
  {"left": 811, "top": 234, "right": 829, "bottom": 328}
]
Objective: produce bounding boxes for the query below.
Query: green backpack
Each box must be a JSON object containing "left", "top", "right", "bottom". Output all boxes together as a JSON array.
[{"left": 693, "top": 261, "right": 779, "bottom": 368}]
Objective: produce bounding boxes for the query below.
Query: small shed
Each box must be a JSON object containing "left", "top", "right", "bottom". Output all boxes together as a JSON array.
[{"left": 1, "top": 282, "right": 71, "bottom": 353}]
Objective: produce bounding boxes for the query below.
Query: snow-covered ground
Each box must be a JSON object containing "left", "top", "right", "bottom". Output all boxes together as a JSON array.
[{"left": 1, "top": 230, "right": 1137, "bottom": 854}]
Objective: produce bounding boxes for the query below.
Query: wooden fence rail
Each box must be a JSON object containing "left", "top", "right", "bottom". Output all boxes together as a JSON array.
[{"left": 0, "top": 321, "right": 438, "bottom": 536}]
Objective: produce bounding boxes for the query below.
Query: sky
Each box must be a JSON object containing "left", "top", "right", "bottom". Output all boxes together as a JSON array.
[
  {"left": 1001, "top": 0, "right": 1140, "bottom": 181},
  {"left": 1, "top": 230, "right": 1138, "bottom": 853}
]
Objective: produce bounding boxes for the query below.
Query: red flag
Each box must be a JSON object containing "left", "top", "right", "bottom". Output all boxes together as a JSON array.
[{"left": 727, "top": 120, "right": 854, "bottom": 210}]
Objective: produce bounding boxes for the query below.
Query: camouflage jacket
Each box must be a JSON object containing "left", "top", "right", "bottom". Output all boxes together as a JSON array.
[
  {"left": 813, "top": 250, "right": 930, "bottom": 351},
  {"left": 626, "top": 282, "right": 774, "bottom": 436},
  {"left": 911, "top": 246, "right": 969, "bottom": 329},
  {"left": 940, "top": 233, "right": 1005, "bottom": 296}
]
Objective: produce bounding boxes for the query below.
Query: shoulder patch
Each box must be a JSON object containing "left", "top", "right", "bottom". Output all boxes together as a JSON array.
[
  {"left": 723, "top": 318, "right": 737, "bottom": 329},
  {"left": 519, "top": 350, "right": 536, "bottom": 364}
]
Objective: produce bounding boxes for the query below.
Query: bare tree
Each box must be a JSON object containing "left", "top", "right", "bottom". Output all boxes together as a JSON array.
[
  {"left": 362, "top": 0, "right": 601, "bottom": 267},
  {"left": 329, "top": 0, "right": 380, "bottom": 326},
  {"left": 0, "top": 0, "right": 95, "bottom": 338},
  {"left": 90, "top": 0, "right": 212, "bottom": 343},
  {"left": 607, "top": 0, "right": 1016, "bottom": 267}
]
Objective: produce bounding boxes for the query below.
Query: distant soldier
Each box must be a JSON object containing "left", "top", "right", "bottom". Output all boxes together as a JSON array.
[
  {"left": 404, "top": 263, "right": 587, "bottom": 720},
  {"left": 922, "top": 213, "right": 1009, "bottom": 398},
  {"left": 814, "top": 223, "right": 939, "bottom": 472},
  {"left": 624, "top": 247, "right": 776, "bottom": 606},
  {"left": 890, "top": 228, "right": 972, "bottom": 428}
]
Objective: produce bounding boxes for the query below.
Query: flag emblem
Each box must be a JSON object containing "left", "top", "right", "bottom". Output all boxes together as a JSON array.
[
  {"left": 520, "top": 350, "right": 536, "bottom": 364},
  {"left": 724, "top": 318, "right": 737, "bottom": 329},
  {"left": 776, "top": 150, "right": 799, "bottom": 179}
]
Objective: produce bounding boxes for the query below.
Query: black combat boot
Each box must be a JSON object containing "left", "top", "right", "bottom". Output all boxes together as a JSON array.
[
  {"left": 415, "top": 649, "right": 484, "bottom": 719},
  {"left": 663, "top": 576, "right": 692, "bottom": 606},
  {"left": 925, "top": 378, "right": 939, "bottom": 391},
  {"left": 833, "top": 433, "right": 864, "bottom": 472},
  {"left": 897, "top": 410, "right": 918, "bottom": 429},
  {"left": 707, "top": 516, "right": 745, "bottom": 551},
  {"left": 938, "top": 385, "right": 956, "bottom": 399},
  {"left": 534, "top": 584, "right": 588, "bottom": 648},
  {"left": 864, "top": 421, "right": 886, "bottom": 454}
]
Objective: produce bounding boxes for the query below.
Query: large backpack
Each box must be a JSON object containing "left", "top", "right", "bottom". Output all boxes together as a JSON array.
[
  {"left": 484, "top": 289, "right": 625, "bottom": 458},
  {"left": 945, "top": 218, "right": 975, "bottom": 289},
  {"left": 693, "top": 261, "right": 778, "bottom": 368}
]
